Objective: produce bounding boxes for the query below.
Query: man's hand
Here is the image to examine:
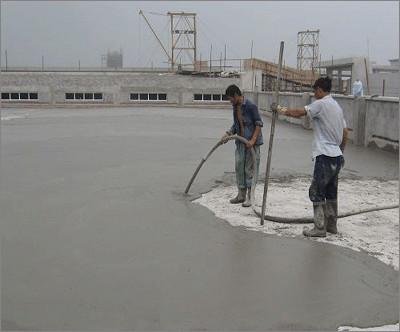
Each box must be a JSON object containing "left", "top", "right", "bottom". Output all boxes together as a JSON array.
[
  {"left": 246, "top": 139, "right": 256, "bottom": 149},
  {"left": 270, "top": 102, "right": 287, "bottom": 114},
  {"left": 221, "top": 132, "right": 231, "bottom": 144}
]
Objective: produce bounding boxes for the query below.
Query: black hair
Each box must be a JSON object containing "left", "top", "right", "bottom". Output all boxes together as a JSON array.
[
  {"left": 313, "top": 77, "right": 332, "bottom": 92},
  {"left": 225, "top": 84, "right": 242, "bottom": 97}
]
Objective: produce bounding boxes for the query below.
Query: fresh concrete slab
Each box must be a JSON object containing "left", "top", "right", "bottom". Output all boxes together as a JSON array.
[{"left": 1, "top": 106, "right": 398, "bottom": 330}]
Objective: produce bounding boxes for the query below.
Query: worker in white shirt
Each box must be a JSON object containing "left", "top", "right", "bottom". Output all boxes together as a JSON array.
[
  {"left": 352, "top": 79, "right": 363, "bottom": 97},
  {"left": 271, "top": 77, "right": 349, "bottom": 237}
]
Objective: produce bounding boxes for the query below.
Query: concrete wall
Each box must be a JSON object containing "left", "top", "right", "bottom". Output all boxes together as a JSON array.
[
  {"left": 1, "top": 71, "right": 240, "bottom": 107},
  {"left": 241, "top": 69, "right": 263, "bottom": 92},
  {"left": 3, "top": 71, "right": 397, "bottom": 152},
  {"left": 364, "top": 97, "right": 399, "bottom": 152},
  {"left": 244, "top": 90, "right": 399, "bottom": 152},
  {"left": 245, "top": 91, "right": 312, "bottom": 129},
  {"left": 369, "top": 72, "right": 400, "bottom": 97}
]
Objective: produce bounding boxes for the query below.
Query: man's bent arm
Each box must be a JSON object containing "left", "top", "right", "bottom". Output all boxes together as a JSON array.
[
  {"left": 250, "top": 125, "right": 261, "bottom": 143},
  {"left": 246, "top": 125, "right": 261, "bottom": 148},
  {"left": 340, "top": 128, "right": 349, "bottom": 152},
  {"left": 284, "top": 108, "right": 307, "bottom": 118}
]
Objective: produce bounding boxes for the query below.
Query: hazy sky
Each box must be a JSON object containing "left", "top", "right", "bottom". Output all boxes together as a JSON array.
[{"left": 1, "top": 1, "right": 398, "bottom": 68}]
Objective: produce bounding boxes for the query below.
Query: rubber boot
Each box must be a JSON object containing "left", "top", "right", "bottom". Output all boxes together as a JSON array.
[
  {"left": 303, "top": 203, "right": 327, "bottom": 237},
  {"left": 325, "top": 199, "right": 338, "bottom": 234},
  {"left": 242, "top": 187, "right": 252, "bottom": 207},
  {"left": 230, "top": 188, "right": 246, "bottom": 204}
]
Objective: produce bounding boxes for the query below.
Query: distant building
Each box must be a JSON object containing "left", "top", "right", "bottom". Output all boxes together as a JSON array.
[
  {"left": 318, "top": 57, "right": 399, "bottom": 97},
  {"left": 388, "top": 58, "right": 399, "bottom": 67},
  {"left": 372, "top": 58, "right": 399, "bottom": 74},
  {"left": 102, "top": 50, "right": 123, "bottom": 69}
]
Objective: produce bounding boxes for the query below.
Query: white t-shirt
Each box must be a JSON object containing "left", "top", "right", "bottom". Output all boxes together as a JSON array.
[
  {"left": 305, "top": 95, "right": 347, "bottom": 158},
  {"left": 352, "top": 80, "right": 363, "bottom": 96}
]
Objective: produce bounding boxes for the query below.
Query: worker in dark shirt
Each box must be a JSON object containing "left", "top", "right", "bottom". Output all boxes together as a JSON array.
[{"left": 222, "top": 85, "right": 264, "bottom": 207}]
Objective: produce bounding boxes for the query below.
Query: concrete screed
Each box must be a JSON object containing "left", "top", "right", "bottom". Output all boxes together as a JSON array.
[{"left": 0, "top": 106, "right": 398, "bottom": 330}]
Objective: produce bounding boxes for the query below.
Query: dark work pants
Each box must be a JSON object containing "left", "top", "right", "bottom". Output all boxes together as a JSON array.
[
  {"left": 235, "top": 142, "right": 260, "bottom": 189},
  {"left": 309, "top": 154, "right": 344, "bottom": 203}
]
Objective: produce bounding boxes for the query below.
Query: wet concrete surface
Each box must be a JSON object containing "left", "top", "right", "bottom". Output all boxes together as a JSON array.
[{"left": 1, "top": 107, "right": 398, "bottom": 330}]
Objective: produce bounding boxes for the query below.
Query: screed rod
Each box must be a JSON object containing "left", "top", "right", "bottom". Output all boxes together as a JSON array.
[{"left": 260, "top": 41, "right": 284, "bottom": 226}]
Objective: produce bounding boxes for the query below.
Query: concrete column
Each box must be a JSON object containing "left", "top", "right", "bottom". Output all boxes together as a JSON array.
[
  {"left": 113, "top": 87, "right": 119, "bottom": 105},
  {"left": 301, "top": 92, "right": 312, "bottom": 130},
  {"left": 179, "top": 91, "right": 184, "bottom": 106},
  {"left": 50, "top": 87, "right": 56, "bottom": 105},
  {"left": 352, "top": 97, "right": 366, "bottom": 146},
  {"left": 253, "top": 92, "right": 259, "bottom": 109}
]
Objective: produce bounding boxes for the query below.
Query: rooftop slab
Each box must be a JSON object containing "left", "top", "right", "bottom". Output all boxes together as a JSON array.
[{"left": 1, "top": 106, "right": 398, "bottom": 330}]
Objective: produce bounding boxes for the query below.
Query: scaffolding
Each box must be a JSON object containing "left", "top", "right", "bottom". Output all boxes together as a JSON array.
[
  {"left": 297, "top": 30, "right": 319, "bottom": 72},
  {"left": 168, "top": 12, "right": 197, "bottom": 70},
  {"left": 139, "top": 10, "right": 197, "bottom": 71}
]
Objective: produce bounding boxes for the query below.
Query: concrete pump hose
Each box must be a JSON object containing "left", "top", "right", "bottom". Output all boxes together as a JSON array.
[{"left": 185, "top": 135, "right": 399, "bottom": 223}]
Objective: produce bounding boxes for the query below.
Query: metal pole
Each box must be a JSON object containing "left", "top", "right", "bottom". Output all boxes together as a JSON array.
[
  {"left": 319, "top": 53, "right": 321, "bottom": 75},
  {"left": 224, "top": 44, "right": 226, "bottom": 71},
  {"left": 209, "top": 44, "right": 212, "bottom": 75},
  {"left": 170, "top": 13, "right": 174, "bottom": 70},
  {"left": 260, "top": 41, "right": 284, "bottom": 225},
  {"left": 364, "top": 57, "right": 370, "bottom": 96},
  {"left": 193, "top": 14, "right": 197, "bottom": 67},
  {"left": 139, "top": 10, "right": 172, "bottom": 66},
  {"left": 251, "top": 40, "right": 254, "bottom": 91},
  {"left": 382, "top": 79, "right": 385, "bottom": 96}
]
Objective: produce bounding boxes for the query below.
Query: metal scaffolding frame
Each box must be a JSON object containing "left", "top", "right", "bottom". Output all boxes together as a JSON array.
[
  {"left": 297, "top": 29, "right": 320, "bottom": 72},
  {"left": 168, "top": 12, "right": 197, "bottom": 70},
  {"left": 139, "top": 10, "right": 197, "bottom": 71}
]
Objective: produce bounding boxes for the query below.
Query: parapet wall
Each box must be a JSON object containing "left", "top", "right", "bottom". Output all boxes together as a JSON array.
[
  {"left": 0, "top": 71, "right": 239, "bottom": 107},
  {"left": 2, "top": 71, "right": 397, "bottom": 152},
  {"left": 245, "top": 91, "right": 399, "bottom": 152}
]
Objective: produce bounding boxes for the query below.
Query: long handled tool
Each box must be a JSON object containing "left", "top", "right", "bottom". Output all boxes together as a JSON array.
[{"left": 260, "top": 41, "right": 285, "bottom": 226}]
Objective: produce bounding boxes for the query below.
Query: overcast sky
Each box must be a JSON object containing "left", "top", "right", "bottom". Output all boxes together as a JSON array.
[{"left": 1, "top": 1, "right": 398, "bottom": 68}]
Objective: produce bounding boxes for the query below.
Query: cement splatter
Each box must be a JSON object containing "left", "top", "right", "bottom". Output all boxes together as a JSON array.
[
  {"left": 194, "top": 178, "right": 399, "bottom": 270},
  {"left": 338, "top": 323, "right": 399, "bottom": 331}
]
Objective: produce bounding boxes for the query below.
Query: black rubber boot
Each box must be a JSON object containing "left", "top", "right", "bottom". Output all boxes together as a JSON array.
[
  {"left": 325, "top": 199, "right": 338, "bottom": 234},
  {"left": 230, "top": 188, "right": 246, "bottom": 204},
  {"left": 242, "top": 187, "right": 252, "bottom": 207},
  {"left": 303, "top": 203, "right": 327, "bottom": 237}
]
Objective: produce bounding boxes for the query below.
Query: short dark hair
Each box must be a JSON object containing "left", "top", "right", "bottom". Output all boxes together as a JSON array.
[
  {"left": 225, "top": 84, "right": 242, "bottom": 97},
  {"left": 313, "top": 77, "right": 332, "bottom": 92}
]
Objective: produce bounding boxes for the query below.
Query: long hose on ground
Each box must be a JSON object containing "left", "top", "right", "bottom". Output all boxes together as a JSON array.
[{"left": 185, "top": 135, "right": 399, "bottom": 224}]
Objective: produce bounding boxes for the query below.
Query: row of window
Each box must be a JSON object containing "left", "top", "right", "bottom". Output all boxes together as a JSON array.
[
  {"left": 66, "top": 93, "right": 103, "bottom": 100},
  {"left": 1, "top": 92, "right": 230, "bottom": 102},
  {"left": 194, "top": 94, "right": 229, "bottom": 101},
  {"left": 1, "top": 92, "right": 38, "bottom": 100},
  {"left": 131, "top": 93, "right": 167, "bottom": 101}
]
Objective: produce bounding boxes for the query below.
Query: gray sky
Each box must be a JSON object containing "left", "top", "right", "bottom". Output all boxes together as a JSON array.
[{"left": 1, "top": 1, "right": 398, "bottom": 68}]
